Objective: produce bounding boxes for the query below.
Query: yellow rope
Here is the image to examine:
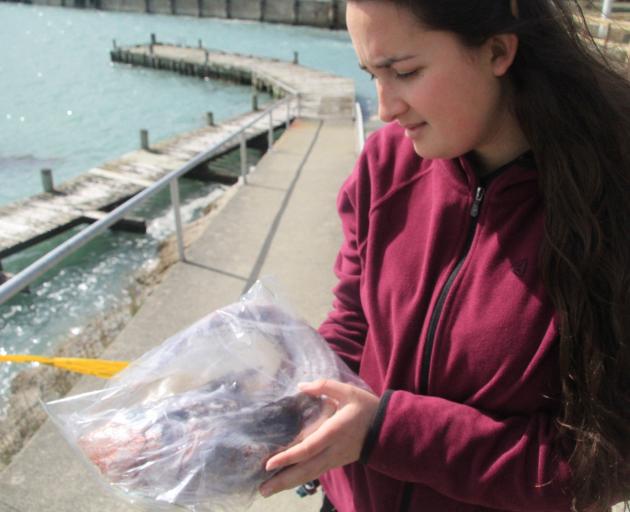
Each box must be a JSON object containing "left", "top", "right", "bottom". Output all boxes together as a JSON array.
[{"left": 0, "top": 355, "right": 129, "bottom": 379}]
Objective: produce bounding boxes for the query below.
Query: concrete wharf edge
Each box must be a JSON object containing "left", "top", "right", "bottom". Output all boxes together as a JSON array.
[{"left": 0, "top": 117, "right": 358, "bottom": 511}]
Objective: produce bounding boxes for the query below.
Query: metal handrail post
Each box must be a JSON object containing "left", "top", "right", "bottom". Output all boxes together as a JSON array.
[
  {"left": 240, "top": 132, "right": 248, "bottom": 184},
  {"left": 598, "top": 0, "right": 615, "bottom": 38},
  {"left": 355, "top": 102, "right": 365, "bottom": 152},
  {"left": 296, "top": 94, "right": 301, "bottom": 118},
  {"left": 286, "top": 100, "right": 290, "bottom": 129},
  {"left": 169, "top": 178, "right": 186, "bottom": 262},
  {"left": 268, "top": 111, "right": 274, "bottom": 150}
]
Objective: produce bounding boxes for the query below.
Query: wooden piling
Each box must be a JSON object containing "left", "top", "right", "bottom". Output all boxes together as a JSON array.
[
  {"left": 41, "top": 169, "right": 54, "bottom": 193},
  {"left": 0, "top": 260, "right": 11, "bottom": 286},
  {"left": 0, "top": 270, "right": 7, "bottom": 286},
  {"left": 140, "top": 130, "right": 149, "bottom": 150}
]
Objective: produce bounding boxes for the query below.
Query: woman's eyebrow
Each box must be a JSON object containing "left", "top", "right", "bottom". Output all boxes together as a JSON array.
[{"left": 359, "top": 55, "right": 416, "bottom": 70}]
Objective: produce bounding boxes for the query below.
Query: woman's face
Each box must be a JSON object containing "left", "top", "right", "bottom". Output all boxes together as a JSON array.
[{"left": 347, "top": 1, "right": 514, "bottom": 162}]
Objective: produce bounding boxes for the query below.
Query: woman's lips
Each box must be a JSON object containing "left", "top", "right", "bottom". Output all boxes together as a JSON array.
[{"left": 404, "top": 122, "right": 427, "bottom": 137}]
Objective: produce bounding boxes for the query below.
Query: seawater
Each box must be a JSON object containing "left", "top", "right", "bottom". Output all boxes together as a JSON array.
[{"left": 0, "top": 3, "right": 376, "bottom": 413}]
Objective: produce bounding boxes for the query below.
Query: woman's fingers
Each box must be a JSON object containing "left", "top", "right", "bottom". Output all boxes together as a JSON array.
[
  {"left": 259, "top": 381, "right": 380, "bottom": 498},
  {"left": 260, "top": 447, "right": 333, "bottom": 497},
  {"left": 298, "top": 379, "right": 356, "bottom": 402},
  {"left": 266, "top": 411, "right": 343, "bottom": 471}
]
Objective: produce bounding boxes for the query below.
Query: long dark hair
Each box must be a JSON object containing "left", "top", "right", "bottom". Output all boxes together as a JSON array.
[{"left": 353, "top": 0, "right": 630, "bottom": 509}]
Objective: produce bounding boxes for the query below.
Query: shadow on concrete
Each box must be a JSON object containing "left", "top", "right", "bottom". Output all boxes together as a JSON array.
[{"left": 183, "top": 260, "right": 248, "bottom": 282}]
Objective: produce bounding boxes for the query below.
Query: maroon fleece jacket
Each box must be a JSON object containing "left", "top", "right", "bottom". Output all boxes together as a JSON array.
[{"left": 318, "top": 123, "right": 572, "bottom": 512}]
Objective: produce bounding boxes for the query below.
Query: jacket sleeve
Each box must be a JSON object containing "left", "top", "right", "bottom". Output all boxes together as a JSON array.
[
  {"left": 318, "top": 162, "right": 368, "bottom": 375},
  {"left": 363, "top": 390, "right": 574, "bottom": 512}
]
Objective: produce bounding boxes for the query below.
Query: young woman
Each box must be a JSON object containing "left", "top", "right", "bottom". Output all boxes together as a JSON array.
[{"left": 259, "top": 1, "right": 630, "bottom": 511}]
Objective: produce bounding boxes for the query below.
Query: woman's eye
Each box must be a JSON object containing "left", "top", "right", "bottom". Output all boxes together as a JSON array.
[{"left": 395, "top": 70, "right": 418, "bottom": 80}]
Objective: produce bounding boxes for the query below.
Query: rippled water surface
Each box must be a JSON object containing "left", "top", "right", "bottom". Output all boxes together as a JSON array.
[{"left": 0, "top": 3, "right": 375, "bottom": 412}]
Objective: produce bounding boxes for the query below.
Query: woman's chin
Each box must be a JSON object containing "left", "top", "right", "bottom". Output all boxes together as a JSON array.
[{"left": 410, "top": 140, "right": 462, "bottom": 161}]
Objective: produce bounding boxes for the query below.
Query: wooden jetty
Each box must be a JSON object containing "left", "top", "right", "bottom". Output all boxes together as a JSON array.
[
  {"left": 0, "top": 108, "right": 288, "bottom": 262},
  {"left": 0, "top": 43, "right": 356, "bottom": 267},
  {"left": 111, "top": 39, "right": 356, "bottom": 119}
]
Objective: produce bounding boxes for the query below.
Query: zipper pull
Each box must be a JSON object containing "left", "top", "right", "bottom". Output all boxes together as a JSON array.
[{"left": 470, "top": 186, "right": 485, "bottom": 218}]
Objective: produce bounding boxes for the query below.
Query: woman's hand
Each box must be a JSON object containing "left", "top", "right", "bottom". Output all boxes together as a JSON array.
[{"left": 258, "top": 379, "right": 380, "bottom": 498}]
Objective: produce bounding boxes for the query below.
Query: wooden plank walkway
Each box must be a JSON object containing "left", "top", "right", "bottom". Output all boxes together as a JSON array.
[
  {"left": 112, "top": 41, "right": 356, "bottom": 119},
  {"left": 0, "top": 43, "right": 356, "bottom": 263}
]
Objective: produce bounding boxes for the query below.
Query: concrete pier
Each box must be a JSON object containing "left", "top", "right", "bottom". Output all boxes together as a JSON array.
[{"left": 0, "top": 116, "right": 358, "bottom": 512}]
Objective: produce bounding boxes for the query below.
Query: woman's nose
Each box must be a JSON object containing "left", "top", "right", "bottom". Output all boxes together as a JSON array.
[{"left": 377, "top": 81, "right": 407, "bottom": 123}]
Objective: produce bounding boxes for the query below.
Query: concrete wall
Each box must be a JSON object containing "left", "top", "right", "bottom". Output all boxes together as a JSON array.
[
  {"left": 174, "top": 0, "right": 199, "bottom": 16},
  {"left": 263, "top": 0, "right": 294, "bottom": 24},
  {"left": 32, "top": 0, "right": 64, "bottom": 6},
  {"left": 335, "top": 0, "right": 346, "bottom": 29},
  {"left": 228, "top": 0, "right": 260, "bottom": 20},
  {"left": 148, "top": 0, "right": 171, "bottom": 13},
  {"left": 201, "top": 0, "right": 227, "bottom": 18},
  {"left": 297, "top": 0, "right": 331, "bottom": 27},
  {"left": 0, "top": 0, "right": 347, "bottom": 28},
  {"left": 101, "top": 0, "right": 145, "bottom": 12}
]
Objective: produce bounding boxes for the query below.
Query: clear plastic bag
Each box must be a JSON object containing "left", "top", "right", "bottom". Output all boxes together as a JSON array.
[{"left": 45, "top": 280, "right": 367, "bottom": 511}]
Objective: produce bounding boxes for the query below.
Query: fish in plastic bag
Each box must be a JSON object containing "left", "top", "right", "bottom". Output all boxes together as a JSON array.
[{"left": 45, "top": 280, "right": 367, "bottom": 511}]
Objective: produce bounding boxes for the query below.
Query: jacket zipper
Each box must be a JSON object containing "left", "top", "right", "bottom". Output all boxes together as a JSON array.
[
  {"left": 398, "top": 153, "right": 533, "bottom": 512},
  {"left": 417, "top": 154, "right": 532, "bottom": 397},
  {"left": 419, "top": 185, "right": 485, "bottom": 395},
  {"left": 398, "top": 186, "right": 485, "bottom": 512}
]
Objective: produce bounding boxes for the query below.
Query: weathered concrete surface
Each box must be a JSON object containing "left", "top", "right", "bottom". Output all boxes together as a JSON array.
[{"left": 0, "top": 117, "right": 357, "bottom": 511}]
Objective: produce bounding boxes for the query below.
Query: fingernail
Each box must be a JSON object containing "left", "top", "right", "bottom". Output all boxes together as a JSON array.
[
  {"left": 265, "top": 460, "right": 277, "bottom": 472},
  {"left": 260, "top": 485, "right": 272, "bottom": 497}
]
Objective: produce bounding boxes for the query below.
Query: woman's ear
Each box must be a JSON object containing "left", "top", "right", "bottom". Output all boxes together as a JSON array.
[{"left": 487, "top": 33, "right": 519, "bottom": 77}]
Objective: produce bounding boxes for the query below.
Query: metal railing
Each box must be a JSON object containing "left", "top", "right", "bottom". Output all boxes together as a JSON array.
[
  {"left": 355, "top": 101, "right": 365, "bottom": 152},
  {"left": 0, "top": 94, "right": 299, "bottom": 306}
]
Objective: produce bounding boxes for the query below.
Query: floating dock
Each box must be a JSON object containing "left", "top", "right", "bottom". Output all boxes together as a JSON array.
[{"left": 0, "top": 41, "right": 356, "bottom": 265}]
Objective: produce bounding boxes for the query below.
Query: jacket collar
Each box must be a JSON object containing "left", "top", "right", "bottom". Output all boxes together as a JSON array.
[{"left": 453, "top": 151, "right": 537, "bottom": 193}]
